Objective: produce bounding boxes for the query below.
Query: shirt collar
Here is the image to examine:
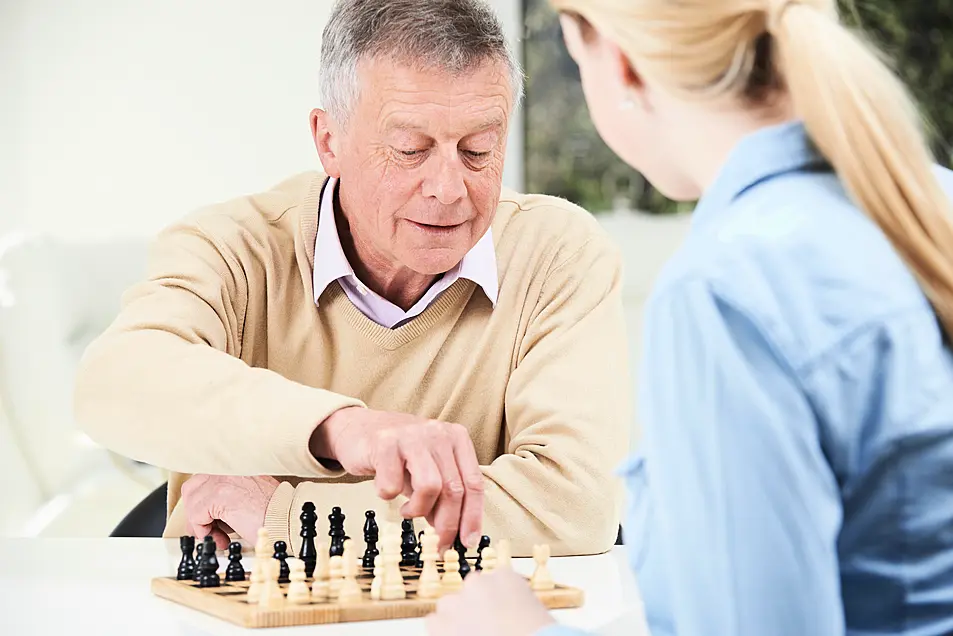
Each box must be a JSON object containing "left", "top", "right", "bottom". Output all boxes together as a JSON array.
[
  {"left": 312, "top": 177, "right": 499, "bottom": 307},
  {"left": 691, "top": 120, "right": 830, "bottom": 230}
]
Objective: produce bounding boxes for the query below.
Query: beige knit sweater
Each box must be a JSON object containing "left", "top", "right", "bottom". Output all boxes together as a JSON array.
[{"left": 74, "top": 171, "right": 631, "bottom": 557}]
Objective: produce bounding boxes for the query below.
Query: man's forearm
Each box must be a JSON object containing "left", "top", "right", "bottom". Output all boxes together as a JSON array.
[{"left": 75, "top": 328, "right": 364, "bottom": 478}]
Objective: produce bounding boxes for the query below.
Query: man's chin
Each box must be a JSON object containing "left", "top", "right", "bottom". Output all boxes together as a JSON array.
[{"left": 403, "top": 248, "right": 468, "bottom": 276}]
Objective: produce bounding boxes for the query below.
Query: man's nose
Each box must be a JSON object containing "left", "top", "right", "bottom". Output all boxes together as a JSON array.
[{"left": 422, "top": 152, "right": 468, "bottom": 205}]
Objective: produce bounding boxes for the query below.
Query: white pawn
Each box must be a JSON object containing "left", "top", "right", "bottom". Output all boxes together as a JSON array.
[
  {"left": 416, "top": 528, "right": 442, "bottom": 599},
  {"left": 370, "top": 553, "right": 383, "bottom": 600},
  {"left": 478, "top": 546, "right": 498, "bottom": 572},
  {"left": 311, "top": 547, "right": 330, "bottom": 602},
  {"left": 328, "top": 555, "right": 344, "bottom": 599},
  {"left": 380, "top": 522, "right": 406, "bottom": 600},
  {"left": 259, "top": 559, "right": 285, "bottom": 608},
  {"left": 440, "top": 549, "right": 463, "bottom": 593},
  {"left": 247, "top": 527, "right": 272, "bottom": 603},
  {"left": 496, "top": 539, "right": 512, "bottom": 569},
  {"left": 338, "top": 539, "right": 363, "bottom": 603},
  {"left": 286, "top": 558, "right": 310, "bottom": 604},
  {"left": 530, "top": 544, "right": 555, "bottom": 591}
]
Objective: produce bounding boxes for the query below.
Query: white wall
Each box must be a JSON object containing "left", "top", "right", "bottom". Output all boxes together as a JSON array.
[{"left": 2, "top": 0, "right": 524, "bottom": 241}]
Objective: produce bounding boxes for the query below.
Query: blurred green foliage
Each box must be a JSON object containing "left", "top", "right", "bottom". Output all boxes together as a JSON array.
[{"left": 522, "top": 0, "right": 953, "bottom": 214}]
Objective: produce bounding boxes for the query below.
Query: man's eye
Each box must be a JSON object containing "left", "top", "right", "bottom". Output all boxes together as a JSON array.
[
  {"left": 464, "top": 150, "right": 491, "bottom": 159},
  {"left": 400, "top": 149, "right": 422, "bottom": 156}
]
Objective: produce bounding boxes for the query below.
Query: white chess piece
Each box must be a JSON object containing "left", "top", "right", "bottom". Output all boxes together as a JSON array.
[
  {"left": 416, "top": 527, "right": 442, "bottom": 599},
  {"left": 440, "top": 549, "right": 463, "bottom": 593},
  {"left": 380, "top": 522, "right": 407, "bottom": 600},
  {"left": 247, "top": 528, "right": 272, "bottom": 603},
  {"left": 338, "top": 539, "right": 363, "bottom": 603},
  {"left": 259, "top": 559, "right": 285, "bottom": 608},
  {"left": 328, "top": 555, "right": 344, "bottom": 599},
  {"left": 286, "top": 558, "right": 310, "bottom": 604},
  {"left": 311, "top": 546, "right": 330, "bottom": 602},
  {"left": 478, "top": 546, "right": 498, "bottom": 572},
  {"left": 496, "top": 539, "right": 512, "bottom": 569},
  {"left": 530, "top": 544, "right": 555, "bottom": 591},
  {"left": 370, "top": 553, "right": 383, "bottom": 600}
]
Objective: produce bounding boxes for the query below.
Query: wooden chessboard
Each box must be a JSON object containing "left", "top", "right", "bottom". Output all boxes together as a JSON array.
[{"left": 152, "top": 561, "right": 584, "bottom": 628}]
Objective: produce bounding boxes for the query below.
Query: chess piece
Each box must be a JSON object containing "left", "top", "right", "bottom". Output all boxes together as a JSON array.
[
  {"left": 193, "top": 536, "right": 206, "bottom": 581},
  {"left": 338, "top": 539, "right": 363, "bottom": 603},
  {"left": 328, "top": 506, "right": 346, "bottom": 557},
  {"left": 225, "top": 541, "right": 246, "bottom": 582},
  {"left": 273, "top": 540, "right": 290, "bottom": 584},
  {"left": 362, "top": 510, "right": 379, "bottom": 568},
  {"left": 286, "top": 558, "right": 310, "bottom": 604},
  {"left": 328, "top": 555, "right": 344, "bottom": 600},
  {"left": 247, "top": 528, "right": 271, "bottom": 603},
  {"left": 177, "top": 536, "right": 196, "bottom": 580},
  {"left": 400, "top": 518, "right": 418, "bottom": 566},
  {"left": 259, "top": 558, "right": 285, "bottom": 608},
  {"left": 299, "top": 502, "right": 318, "bottom": 578},
  {"left": 416, "top": 528, "right": 442, "bottom": 599},
  {"left": 369, "top": 553, "right": 383, "bottom": 600},
  {"left": 474, "top": 535, "right": 491, "bottom": 570},
  {"left": 414, "top": 530, "right": 424, "bottom": 567},
  {"left": 479, "top": 546, "right": 498, "bottom": 572},
  {"left": 440, "top": 548, "right": 463, "bottom": 593},
  {"left": 496, "top": 539, "right": 512, "bottom": 569},
  {"left": 198, "top": 536, "right": 221, "bottom": 588},
  {"left": 380, "top": 521, "right": 406, "bottom": 600},
  {"left": 453, "top": 536, "right": 471, "bottom": 579},
  {"left": 311, "top": 545, "right": 330, "bottom": 602},
  {"left": 530, "top": 544, "right": 555, "bottom": 591}
]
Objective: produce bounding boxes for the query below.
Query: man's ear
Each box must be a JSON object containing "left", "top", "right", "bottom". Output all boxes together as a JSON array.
[{"left": 310, "top": 108, "right": 342, "bottom": 178}]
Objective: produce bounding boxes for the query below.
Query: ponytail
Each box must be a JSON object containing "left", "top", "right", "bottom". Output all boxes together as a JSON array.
[{"left": 771, "top": 2, "right": 953, "bottom": 340}]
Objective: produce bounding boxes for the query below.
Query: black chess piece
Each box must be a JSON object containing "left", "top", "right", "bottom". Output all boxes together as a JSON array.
[
  {"left": 198, "top": 536, "right": 221, "bottom": 588},
  {"left": 299, "top": 502, "right": 318, "bottom": 578},
  {"left": 328, "top": 506, "right": 346, "bottom": 557},
  {"left": 474, "top": 535, "right": 491, "bottom": 571},
  {"left": 414, "top": 530, "right": 424, "bottom": 568},
  {"left": 453, "top": 536, "right": 471, "bottom": 579},
  {"left": 225, "top": 541, "right": 246, "bottom": 582},
  {"left": 193, "top": 536, "right": 207, "bottom": 581},
  {"left": 177, "top": 535, "right": 196, "bottom": 580},
  {"left": 362, "top": 510, "right": 379, "bottom": 568},
  {"left": 400, "top": 519, "right": 418, "bottom": 566},
  {"left": 273, "top": 540, "right": 290, "bottom": 584}
]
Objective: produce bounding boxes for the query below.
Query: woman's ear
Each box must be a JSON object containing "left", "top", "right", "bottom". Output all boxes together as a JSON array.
[{"left": 607, "top": 42, "right": 650, "bottom": 112}]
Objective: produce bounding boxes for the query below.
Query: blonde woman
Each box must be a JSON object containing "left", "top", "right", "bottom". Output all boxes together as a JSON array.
[{"left": 427, "top": 1, "right": 953, "bottom": 635}]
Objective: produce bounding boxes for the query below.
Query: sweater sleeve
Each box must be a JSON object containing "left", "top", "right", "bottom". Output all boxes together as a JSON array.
[
  {"left": 481, "top": 234, "right": 632, "bottom": 556},
  {"left": 73, "top": 217, "right": 364, "bottom": 477}
]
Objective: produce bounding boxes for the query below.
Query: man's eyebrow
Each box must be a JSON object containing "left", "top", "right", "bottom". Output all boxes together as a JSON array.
[{"left": 382, "top": 115, "right": 506, "bottom": 135}]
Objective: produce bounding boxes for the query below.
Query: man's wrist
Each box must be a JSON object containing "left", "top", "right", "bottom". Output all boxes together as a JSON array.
[{"left": 309, "top": 406, "right": 360, "bottom": 462}]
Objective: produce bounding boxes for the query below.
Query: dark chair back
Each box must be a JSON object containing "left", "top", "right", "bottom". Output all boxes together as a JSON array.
[{"left": 110, "top": 482, "right": 168, "bottom": 537}]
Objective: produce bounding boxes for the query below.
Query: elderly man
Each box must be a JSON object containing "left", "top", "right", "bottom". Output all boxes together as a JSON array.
[{"left": 74, "top": 0, "right": 629, "bottom": 557}]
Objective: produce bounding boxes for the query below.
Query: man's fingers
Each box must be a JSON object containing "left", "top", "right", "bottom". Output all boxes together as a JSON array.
[
  {"left": 372, "top": 434, "right": 406, "bottom": 500},
  {"left": 451, "top": 428, "right": 485, "bottom": 549},
  {"left": 209, "top": 524, "right": 230, "bottom": 551},
  {"left": 429, "top": 443, "right": 466, "bottom": 550},
  {"left": 400, "top": 448, "right": 443, "bottom": 519}
]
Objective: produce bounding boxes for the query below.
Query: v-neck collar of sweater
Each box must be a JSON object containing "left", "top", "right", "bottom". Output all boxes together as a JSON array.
[{"left": 294, "top": 174, "right": 479, "bottom": 350}]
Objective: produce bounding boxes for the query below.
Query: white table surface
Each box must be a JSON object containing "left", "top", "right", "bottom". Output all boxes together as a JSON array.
[{"left": 0, "top": 538, "right": 648, "bottom": 635}]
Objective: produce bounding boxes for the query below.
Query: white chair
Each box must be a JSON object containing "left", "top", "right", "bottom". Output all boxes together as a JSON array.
[{"left": 0, "top": 232, "right": 165, "bottom": 537}]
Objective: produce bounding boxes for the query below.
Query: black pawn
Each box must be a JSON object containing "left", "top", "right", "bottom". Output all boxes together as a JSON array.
[
  {"left": 474, "top": 535, "right": 491, "bottom": 571},
  {"left": 198, "top": 537, "right": 221, "bottom": 588},
  {"left": 414, "top": 531, "right": 424, "bottom": 568},
  {"left": 299, "top": 502, "right": 318, "bottom": 578},
  {"left": 362, "top": 510, "right": 379, "bottom": 569},
  {"left": 328, "top": 506, "right": 346, "bottom": 557},
  {"left": 193, "top": 536, "right": 206, "bottom": 581},
  {"left": 400, "top": 519, "right": 418, "bottom": 566},
  {"left": 273, "top": 540, "right": 290, "bottom": 584},
  {"left": 225, "top": 541, "right": 245, "bottom": 582},
  {"left": 453, "top": 536, "right": 471, "bottom": 579},
  {"left": 177, "top": 535, "right": 196, "bottom": 580}
]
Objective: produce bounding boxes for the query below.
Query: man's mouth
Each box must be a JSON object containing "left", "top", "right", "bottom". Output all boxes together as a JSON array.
[{"left": 407, "top": 220, "right": 466, "bottom": 234}]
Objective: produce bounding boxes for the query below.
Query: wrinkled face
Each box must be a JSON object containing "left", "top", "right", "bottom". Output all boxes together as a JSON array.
[
  {"left": 558, "top": 14, "right": 698, "bottom": 201},
  {"left": 314, "top": 57, "right": 512, "bottom": 276}
]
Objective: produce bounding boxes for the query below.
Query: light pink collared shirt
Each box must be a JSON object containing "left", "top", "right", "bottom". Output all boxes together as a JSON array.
[{"left": 312, "top": 178, "right": 499, "bottom": 329}]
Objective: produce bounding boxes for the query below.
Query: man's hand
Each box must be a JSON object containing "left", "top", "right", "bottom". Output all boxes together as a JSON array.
[
  {"left": 181, "top": 474, "right": 279, "bottom": 550},
  {"left": 425, "top": 568, "right": 556, "bottom": 636},
  {"left": 310, "top": 407, "right": 484, "bottom": 551}
]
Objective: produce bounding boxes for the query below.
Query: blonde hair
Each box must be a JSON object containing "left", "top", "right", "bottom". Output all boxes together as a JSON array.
[{"left": 550, "top": 0, "right": 953, "bottom": 341}]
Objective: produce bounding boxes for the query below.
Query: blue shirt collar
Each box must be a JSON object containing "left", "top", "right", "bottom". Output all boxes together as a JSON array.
[{"left": 691, "top": 120, "right": 830, "bottom": 229}]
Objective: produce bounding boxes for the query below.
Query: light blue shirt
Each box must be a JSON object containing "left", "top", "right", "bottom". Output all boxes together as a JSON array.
[{"left": 542, "top": 121, "right": 953, "bottom": 636}]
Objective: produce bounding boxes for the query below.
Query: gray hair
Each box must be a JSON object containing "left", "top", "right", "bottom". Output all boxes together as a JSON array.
[{"left": 319, "top": 0, "right": 525, "bottom": 125}]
